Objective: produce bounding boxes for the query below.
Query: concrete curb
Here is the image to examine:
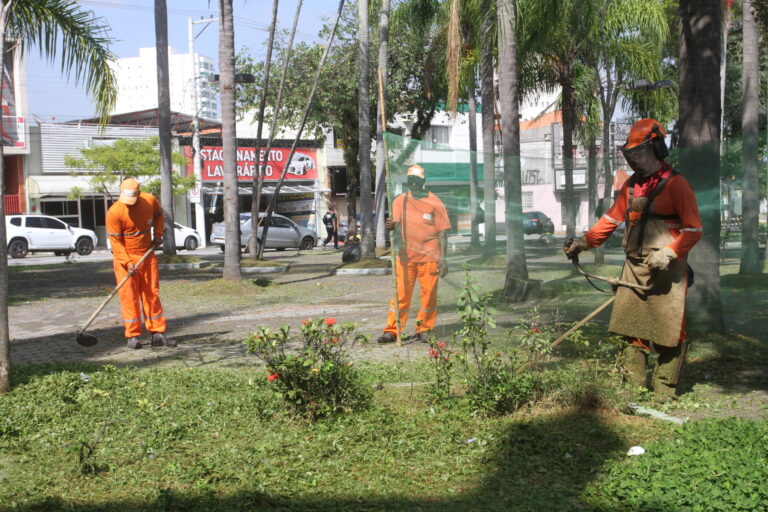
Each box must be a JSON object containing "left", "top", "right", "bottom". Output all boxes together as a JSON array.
[
  {"left": 212, "top": 263, "right": 290, "bottom": 274},
  {"left": 333, "top": 267, "right": 391, "bottom": 275},
  {"left": 158, "top": 262, "right": 204, "bottom": 270}
]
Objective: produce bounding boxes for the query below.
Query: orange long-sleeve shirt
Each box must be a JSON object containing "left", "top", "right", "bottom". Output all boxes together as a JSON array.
[
  {"left": 584, "top": 171, "right": 703, "bottom": 258},
  {"left": 106, "top": 192, "right": 163, "bottom": 266}
]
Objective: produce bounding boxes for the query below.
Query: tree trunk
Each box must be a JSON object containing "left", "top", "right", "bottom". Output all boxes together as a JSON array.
[
  {"left": 155, "top": 0, "right": 176, "bottom": 255},
  {"left": 678, "top": 0, "right": 723, "bottom": 330},
  {"left": 561, "top": 78, "right": 577, "bottom": 240},
  {"left": 255, "top": 0, "right": 303, "bottom": 259},
  {"left": 595, "top": 119, "right": 612, "bottom": 265},
  {"left": 358, "top": 0, "right": 374, "bottom": 259},
  {"left": 468, "top": 81, "right": 480, "bottom": 246},
  {"left": 374, "top": 0, "right": 390, "bottom": 249},
  {"left": 219, "top": 0, "right": 241, "bottom": 280},
  {"left": 0, "top": 7, "right": 11, "bottom": 392},
  {"left": 249, "top": 0, "right": 278, "bottom": 259},
  {"left": 258, "top": 0, "right": 346, "bottom": 253},
  {"left": 587, "top": 137, "right": 598, "bottom": 236},
  {"left": 480, "top": 10, "right": 496, "bottom": 256},
  {"left": 496, "top": 0, "right": 528, "bottom": 281},
  {"left": 739, "top": 0, "right": 762, "bottom": 274}
]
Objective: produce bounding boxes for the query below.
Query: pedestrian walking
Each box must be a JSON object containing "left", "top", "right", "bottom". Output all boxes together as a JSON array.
[
  {"left": 565, "top": 118, "right": 702, "bottom": 402},
  {"left": 378, "top": 165, "right": 450, "bottom": 344},
  {"left": 106, "top": 178, "right": 174, "bottom": 349},
  {"left": 322, "top": 205, "right": 339, "bottom": 249}
]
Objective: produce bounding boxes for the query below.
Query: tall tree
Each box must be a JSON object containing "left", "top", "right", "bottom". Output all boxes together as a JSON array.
[
  {"left": 218, "top": 0, "right": 241, "bottom": 280},
  {"left": 154, "top": 0, "right": 176, "bottom": 255},
  {"left": 248, "top": 0, "right": 279, "bottom": 258},
  {"left": 739, "top": 0, "right": 762, "bottom": 274},
  {"left": 0, "top": 0, "right": 117, "bottom": 393},
  {"left": 358, "top": 0, "right": 374, "bottom": 259},
  {"left": 678, "top": 0, "right": 724, "bottom": 329},
  {"left": 479, "top": 0, "right": 497, "bottom": 256},
  {"left": 496, "top": 0, "right": 528, "bottom": 281},
  {"left": 374, "top": 0, "right": 390, "bottom": 249}
]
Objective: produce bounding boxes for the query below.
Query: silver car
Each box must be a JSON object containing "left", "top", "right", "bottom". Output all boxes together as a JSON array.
[{"left": 210, "top": 213, "right": 317, "bottom": 252}]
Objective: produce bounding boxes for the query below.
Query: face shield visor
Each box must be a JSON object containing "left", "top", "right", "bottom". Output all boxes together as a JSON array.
[{"left": 619, "top": 139, "right": 662, "bottom": 178}]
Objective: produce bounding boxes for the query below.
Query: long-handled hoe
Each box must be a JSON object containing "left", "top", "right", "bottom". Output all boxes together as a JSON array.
[{"left": 75, "top": 246, "right": 155, "bottom": 347}]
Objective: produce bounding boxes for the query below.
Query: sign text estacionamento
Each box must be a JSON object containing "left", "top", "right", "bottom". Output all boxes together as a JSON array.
[{"left": 185, "top": 146, "right": 318, "bottom": 181}]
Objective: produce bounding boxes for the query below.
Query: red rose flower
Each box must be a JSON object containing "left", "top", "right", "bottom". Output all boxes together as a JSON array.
[
  {"left": 325, "top": 317, "right": 336, "bottom": 326},
  {"left": 429, "top": 348, "right": 440, "bottom": 359},
  {"left": 437, "top": 341, "right": 447, "bottom": 348},
  {"left": 530, "top": 327, "right": 541, "bottom": 334},
  {"left": 329, "top": 337, "right": 339, "bottom": 344},
  {"left": 302, "top": 319, "right": 309, "bottom": 326},
  {"left": 267, "top": 373, "right": 280, "bottom": 381}
]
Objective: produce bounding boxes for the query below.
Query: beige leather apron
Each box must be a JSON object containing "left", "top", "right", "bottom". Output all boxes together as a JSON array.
[{"left": 608, "top": 179, "right": 687, "bottom": 347}]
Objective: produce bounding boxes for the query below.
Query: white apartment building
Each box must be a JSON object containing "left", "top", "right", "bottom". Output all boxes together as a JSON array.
[{"left": 110, "top": 47, "right": 218, "bottom": 120}]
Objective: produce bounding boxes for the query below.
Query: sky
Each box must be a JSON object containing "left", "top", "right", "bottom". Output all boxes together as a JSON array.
[{"left": 25, "top": 0, "right": 335, "bottom": 122}]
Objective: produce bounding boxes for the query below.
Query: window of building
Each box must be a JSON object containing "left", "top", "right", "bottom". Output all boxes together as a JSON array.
[
  {"left": 41, "top": 200, "right": 79, "bottom": 227},
  {"left": 523, "top": 191, "right": 534, "bottom": 210},
  {"left": 425, "top": 126, "right": 450, "bottom": 145},
  {"left": 524, "top": 169, "right": 541, "bottom": 184}
]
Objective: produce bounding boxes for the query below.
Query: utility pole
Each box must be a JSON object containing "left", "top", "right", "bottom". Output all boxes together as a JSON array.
[{"left": 188, "top": 16, "right": 218, "bottom": 248}]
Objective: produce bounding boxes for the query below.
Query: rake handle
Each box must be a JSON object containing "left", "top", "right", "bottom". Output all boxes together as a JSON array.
[{"left": 79, "top": 246, "right": 156, "bottom": 333}]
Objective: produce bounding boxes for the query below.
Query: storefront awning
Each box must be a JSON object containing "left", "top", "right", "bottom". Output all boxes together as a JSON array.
[
  {"left": 26, "top": 175, "right": 119, "bottom": 197},
  {"left": 201, "top": 183, "right": 330, "bottom": 195}
]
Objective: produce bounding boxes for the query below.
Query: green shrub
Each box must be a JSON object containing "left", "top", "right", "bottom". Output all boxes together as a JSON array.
[
  {"left": 465, "top": 358, "right": 538, "bottom": 415},
  {"left": 586, "top": 418, "right": 768, "bottom": 511},
  {"left": 425, "top": 336, "right": 455, "bottom": 403},
  {"left": 243, "top": 318, "right": 372, "bottom": 420}
]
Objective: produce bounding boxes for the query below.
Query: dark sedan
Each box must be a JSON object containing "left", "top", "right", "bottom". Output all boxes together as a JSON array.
[{"left": 522, "top": 211, "right": 555, "bottom": 235}]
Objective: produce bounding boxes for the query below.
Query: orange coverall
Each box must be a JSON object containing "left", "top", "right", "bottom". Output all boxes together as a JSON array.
[
  {"left": 106, "top": 192, "right": 166, "bottom": 338},
  {"left": 384, "top": 191, "right": 451, "bottom": 336}
]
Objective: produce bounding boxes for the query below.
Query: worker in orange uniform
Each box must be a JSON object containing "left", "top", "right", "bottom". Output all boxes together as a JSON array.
[
  {"left": 378, "top": 165, "right": 451, "bottom": 344},
  {"left": 565, "top": 118, "right": 702, "bottom": 402},
  {"left": 106, "top": 178, "right": 174, "bottom": 349}
]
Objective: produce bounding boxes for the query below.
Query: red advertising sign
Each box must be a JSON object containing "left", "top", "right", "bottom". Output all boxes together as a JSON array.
[{"left": 186, "top": 146, "right": 318, "bottom": 181}]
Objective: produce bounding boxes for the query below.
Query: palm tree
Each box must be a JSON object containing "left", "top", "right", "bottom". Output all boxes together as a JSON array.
[
  {"left": 358, "top": 0, "right": 374, "bottom": 260},
  {"left": 479, "top": 0, "right": 497, "bottom": 256},
  {"left": 739, "top": 0, "right": 762, "bottom": 274},
  {"left": 218, "top": 0, "right": 241, "bottom": 280},
  {"left": 374, "top": 0, "right": 390, "bottom": 249},
  {"left": 248, "top": 0, "right": 278, "bottom": 259},
  {"left": 678, "top": 0, "right": 724, "bottom": 329},
  {"left": 0, "top": 0, "right": 117, "bottom": 392},
  {"left": 496, "top": 0, "right": 528, "bottom": 282},
  {"left": 155, "top": 0, "right": 176, "bottom": 255}
]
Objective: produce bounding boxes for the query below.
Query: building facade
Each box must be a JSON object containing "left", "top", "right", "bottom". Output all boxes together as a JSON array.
[{"left": 110, "top": 47, "right": 218, "bottom": 120}]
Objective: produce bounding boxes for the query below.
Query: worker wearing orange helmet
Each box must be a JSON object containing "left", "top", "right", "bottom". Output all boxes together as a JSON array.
[
  {"left": 106, "top": 178, "right": 174, "bottom": 349},
  {"left": 564, "top": 118, "right": 702, "bottom": 402},
  {"left": 378, "top": 165, "right": 451, "bottom": 344}
]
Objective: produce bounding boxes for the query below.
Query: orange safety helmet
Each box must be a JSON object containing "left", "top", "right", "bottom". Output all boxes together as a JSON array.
[{"left": 623, "top": 118, "right": 669, "bottom": 159}]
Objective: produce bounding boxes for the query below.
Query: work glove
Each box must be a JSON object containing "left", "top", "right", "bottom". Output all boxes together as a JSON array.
[
  {"left": 438, "top": 260, "right": 448, "bottom": 278},
  {"left": 644, "top": 246, "right": 678, "bottom": 271},
  {"left": 385, "top": 217, "right": 395, "bottom": 231},
  {"left": 563, "top": 236, "right": 590, "bottom": 260},
  {"left": 153, "top": 236, "right": 163, "bottom": 248}
]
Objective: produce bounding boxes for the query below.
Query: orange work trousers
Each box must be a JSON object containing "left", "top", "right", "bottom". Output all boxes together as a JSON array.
[
  {"left": 113, "top": 252, "right": 166, "bottom": 338},
  {"left": 384, "top": 258, "right": 439, "bottom": 335}
]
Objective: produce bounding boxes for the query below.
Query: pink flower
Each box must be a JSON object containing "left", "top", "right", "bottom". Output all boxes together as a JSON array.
[
  {"left": 267, "top": 373, "right": 280, "bottom": 382},
  {"left": 302, "top": 319, "right": 309, "bottom": 326},
  {"left": 325, "top": 317, "right": 336, "bottom": 326},
  {"left": 429, "top": 348, "right": 440, "bottom": 359},
  {"left": 436, "top": 341, "right": 447, "bottom": 348}
]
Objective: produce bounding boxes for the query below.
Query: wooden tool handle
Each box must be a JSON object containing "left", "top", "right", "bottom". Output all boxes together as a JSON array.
[{"left": 79, "top": 246, "right": 156, "bottom": 333}]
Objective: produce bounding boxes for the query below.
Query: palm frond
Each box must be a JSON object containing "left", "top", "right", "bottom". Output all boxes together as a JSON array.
[{"left": 9, "top": 0, "right": 117, "bottom": 123}]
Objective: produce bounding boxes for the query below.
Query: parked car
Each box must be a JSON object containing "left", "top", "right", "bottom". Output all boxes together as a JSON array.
[
  {"left": 174, "top": 223, "right": 203, "bottom": 251},
  {"left": 210, "top": 213, "right": 317, "bottom": 252},
  {"left": 6, "top": 214, "right": 98, "bottom": 259},
  {"left": 522, "top": 211, "right": 555, "bottom": 235},
  {"left": 107, "top": 223, "right": 203, "bottom": 251}
]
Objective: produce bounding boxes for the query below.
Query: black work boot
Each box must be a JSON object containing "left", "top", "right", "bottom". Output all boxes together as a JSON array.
[
  {"left": 151, "top": 332, "right": 176, "bottom": 348},
  {"left": 617, "top": 343, "right": 648, "bottom": 389},
  {"left": 126, "top": 337, "right": 142, "bottom": 349},
  {"left": 377, "top": 332, "right": 397, "bottom": 344}
]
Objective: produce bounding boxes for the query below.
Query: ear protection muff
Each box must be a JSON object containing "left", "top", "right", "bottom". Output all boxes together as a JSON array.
[{"left": 650, "top": 124, "right": 669, "bottom": 160}]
